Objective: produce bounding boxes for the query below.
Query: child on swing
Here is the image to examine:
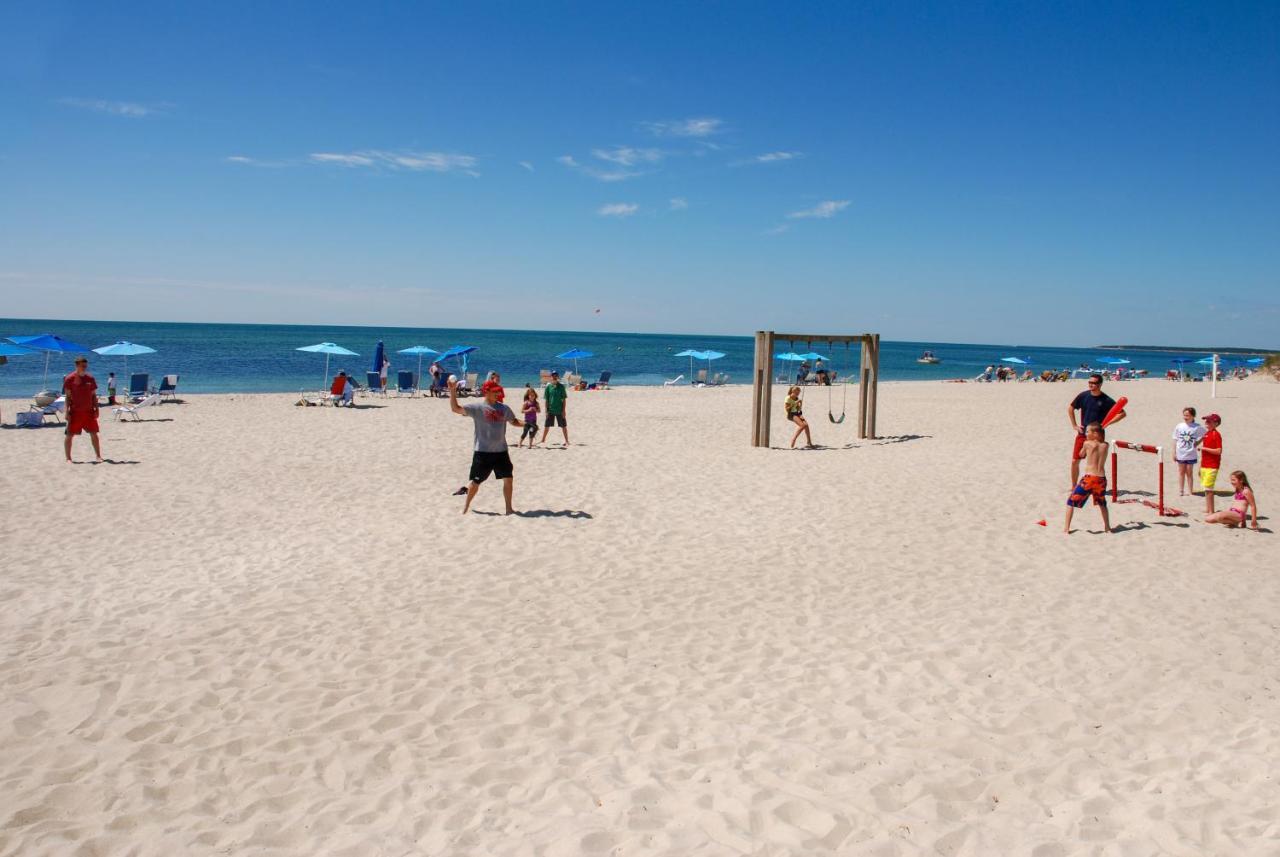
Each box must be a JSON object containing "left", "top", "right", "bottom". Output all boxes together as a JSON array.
[{"left": 785, "top": 386, "right": 812, "bottom": 449}]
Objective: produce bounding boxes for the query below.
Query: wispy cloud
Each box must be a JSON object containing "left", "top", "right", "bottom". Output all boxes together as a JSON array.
[
  {"left": 307, "top": 150, "right": 478, "bottom": 174},
  {"left": 225, "top": 155, "right": 290, "bottom": 168},
  {"left": 766, "top": 224, "right": 792, "bottom": 236},
  {"left": 669, "top": 197, "right": 688, "bottom": 211},
  {"left": 592, "top": 146, "right": 663, "bottom": 167},
  {"left": 519, "top": 160, "right": 535, "bottom": 172},
  {"left": 734, "top": 151, "right": 804, "bottom": 166},
  {"left": 787, "top": 200, "right": 850, "bottom": 219},
  {"left": 598, "top": 203, "right": 639, "bottom": 217},
  {"left": 558, "top": 150, "right": 649, "bottom": 182},
  {"left": 642, "top": 117, "right": 724, "bottom": 138},
  {"left": 60, "top": 98, "right": 167, "bottom": 118}
]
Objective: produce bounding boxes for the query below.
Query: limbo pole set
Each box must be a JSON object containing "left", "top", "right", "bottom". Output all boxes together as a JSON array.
[{"left": 750, "top": 331, "right": 880, "bottom": 447}]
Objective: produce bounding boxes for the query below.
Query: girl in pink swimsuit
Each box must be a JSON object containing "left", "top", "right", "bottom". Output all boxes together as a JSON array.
[{"left": 1205, "top": 470, "right": 1258, "bottom": 529}]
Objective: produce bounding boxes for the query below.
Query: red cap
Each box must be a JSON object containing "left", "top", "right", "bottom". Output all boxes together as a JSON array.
[
  {"left": 1204, "top": 413, "right": 1221, "bottom": 424},
  {"left": 481, "top": 380, "right": 504, "bottom": 394}
]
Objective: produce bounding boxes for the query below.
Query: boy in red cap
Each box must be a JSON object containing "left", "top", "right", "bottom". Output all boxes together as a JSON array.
[
  {"left": 1199, "top": 414, "right": 1223, "bottom": 514},
  {"left": 63, "top": 356, "right": 103, "bottom": 462}
]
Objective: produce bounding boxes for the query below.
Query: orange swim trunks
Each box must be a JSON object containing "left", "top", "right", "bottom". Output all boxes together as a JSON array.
[{"left": 1067, "top": 474, "right": 1107, "bottom": 508}]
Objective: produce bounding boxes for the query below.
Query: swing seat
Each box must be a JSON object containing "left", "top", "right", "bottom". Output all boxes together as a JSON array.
[{"left": 829, "top": 412, "right": 846, "bottom": 424}]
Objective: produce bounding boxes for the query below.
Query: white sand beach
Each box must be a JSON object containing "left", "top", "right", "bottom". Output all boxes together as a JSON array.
[{"left": 1, "top": 379, "right": 1277, "bottom": 856}]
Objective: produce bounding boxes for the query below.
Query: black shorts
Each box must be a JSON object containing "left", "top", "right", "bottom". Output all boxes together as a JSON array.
[
  {"left": 546, "top": 412, "right": 566, "bottom": 427},
  {"left": 469, "top": 451, "right": 513, "bottom": 483},
  {"left": 788, "top": 411, "right": 803, "bottom": 422}
]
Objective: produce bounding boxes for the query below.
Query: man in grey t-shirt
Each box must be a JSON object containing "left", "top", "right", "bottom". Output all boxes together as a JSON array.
[{"left": 450, "top": 377, "right": 523, "bottom": 514}]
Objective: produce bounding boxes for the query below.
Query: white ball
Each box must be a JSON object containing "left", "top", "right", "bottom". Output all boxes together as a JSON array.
[{"left": 448, "top": 374, "right": 458, "bottom": 384}]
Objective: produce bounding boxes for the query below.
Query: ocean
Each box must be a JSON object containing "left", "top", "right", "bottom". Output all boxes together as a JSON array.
[{"left": 0, "top": 318, "right": 1240, "bottom": 398}]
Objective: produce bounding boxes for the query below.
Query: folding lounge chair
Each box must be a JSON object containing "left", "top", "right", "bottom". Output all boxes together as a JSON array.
[
  {"left": 592, "top": 371, "right": 612, "bottom": 390},
  {"left": 663, "top": 374, "right": 684, "bottom": 387},
  {"left": 396, "top": 370, "right": 416, "bottom": 397},
  {"left": 113, "top": 393, "right": 161, "bottom": 421},
  {"left": 157, "top": 374, "right": 179, "bottom": 400},
  {"left": 128, "top": 373, "right": 151, "bottom": 402},
  {"left": 364, "top": 371, "right": 388, "bottom": 397},
  {"left": 462, "top": 373, "right": 479, "bottom": 396},
  {"left": 22, "top": 397, "right": 64, "bottom": 425}
]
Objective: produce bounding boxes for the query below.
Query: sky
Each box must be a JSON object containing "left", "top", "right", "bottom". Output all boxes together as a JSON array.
[{"left": 1, "top": 1, "right": 1277, "bottom": 347}]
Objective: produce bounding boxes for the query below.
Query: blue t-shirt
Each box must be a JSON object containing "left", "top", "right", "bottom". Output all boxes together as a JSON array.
[{"left": 1071, "top": 390, "right": 1116, "bottom": 430}]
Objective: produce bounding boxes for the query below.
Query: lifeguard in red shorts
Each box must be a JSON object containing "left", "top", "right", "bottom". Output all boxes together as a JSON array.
[{"left": 63, "top": 356, "right": 103, "bottom": 463}]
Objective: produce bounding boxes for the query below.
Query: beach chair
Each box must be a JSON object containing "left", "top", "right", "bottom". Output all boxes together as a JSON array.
[
  {"left": 591, "top": 371, "right": 612, "bottom": 390},
  {"left": 663, "top": 374, "right": 684, "bottom": 387},
  {"left": 462, "top": 373, "right": 480, "bottom": 396},
  {"left": 128, "top": 373, "right": 151, "bottom": 402},
  {"left": 692, "top": 369, "right": 707, "bottom": 386},
  {"left": 157, "top": 374, "right": 179, "bottom": 400},
  {"left": 364, "top": 371, "right": 388, "bottom": 397},
  {"left": 113, "top": 393, "right": 161, "bottom": 421},
  {"left": 707, "top": 372, "right": 729, "bottom": 386},
  {"left": 396, "top": 370, "right": 416, "bottom": 396},
  {"left": 23, "top": 397, "right": 64, "bottom": 425}
]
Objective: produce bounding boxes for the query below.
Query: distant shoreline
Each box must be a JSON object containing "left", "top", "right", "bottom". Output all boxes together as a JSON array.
[{"left": 1096, "top": 345, "right": 1272, "bottom": 355}]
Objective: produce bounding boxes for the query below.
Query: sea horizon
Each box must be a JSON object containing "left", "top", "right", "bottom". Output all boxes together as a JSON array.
[{"left": 1, "top": 316, "right": 1270, "bottom": 398}]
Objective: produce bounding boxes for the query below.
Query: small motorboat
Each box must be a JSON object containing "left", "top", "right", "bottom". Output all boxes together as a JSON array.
[{"left": 917, "top": 351, "right": 941, "bottom": 364}]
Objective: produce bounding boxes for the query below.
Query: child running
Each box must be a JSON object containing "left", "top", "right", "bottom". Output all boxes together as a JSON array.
[
  {"left": 1065, "top": 422, "right": 1111, "bottom": 534},
  {"left": 784, "top": 386, "right": 812, "bottom": 449},
  {"left": 518, "top": 386, "right": 540, "bottom": 448},
  {"left": 1172, "top": 407, "right": 1206, "bottom": 495},
  {"left": 1205, "top": 470, "right": 1258, "bottom": 530},
  {"left": 1199, "top": 413, "right": 1223, "bottom": 514}
]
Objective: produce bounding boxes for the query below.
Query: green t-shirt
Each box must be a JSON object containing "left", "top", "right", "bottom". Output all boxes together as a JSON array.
[{"left": 544, "top": 382, "right": 567, "bottom": 414}]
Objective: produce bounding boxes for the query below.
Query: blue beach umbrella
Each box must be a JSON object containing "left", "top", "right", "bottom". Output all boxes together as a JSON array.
[
  {"left": 1000, "top": 356, "right": 1031, "bottom": 365},
  {"left": 556, "top": 348, "right": 594, "bottom": 376},
  {"left": 7, "top": 333, "right": 92, "bottom": 389},
  {"left": 1246, "top": 357, "right": 1264, "bottom": 365},
  {"left": 397, "top": 345, "right": 439, "bottom": 381},
  {"left": 296, "top": 342, "right": 359, "bottom": 388},
  {"left": 438, "top": 345, "right": 478, "bottom": 377},
  {"left": 0, "top": 342, "right": 37, "bottom": 358},
  {"left": 93, "top": 340, "right": 157, "bottom": 380},
  {"left": 371, "top": 341, "right": 386, "bottom": 376},
  {"left": 1097, "top": 357, "right": 1131, "bottom": 366}
]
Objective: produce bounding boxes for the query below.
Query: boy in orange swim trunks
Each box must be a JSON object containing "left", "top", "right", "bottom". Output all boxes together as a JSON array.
[{"left": 1065, "top": 422, "right": 1111, "bottom": 534}]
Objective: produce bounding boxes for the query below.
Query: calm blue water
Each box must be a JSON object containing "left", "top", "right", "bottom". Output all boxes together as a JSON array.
[{"left": 0, "top": 318, "right": 1238, "bottom": 397}]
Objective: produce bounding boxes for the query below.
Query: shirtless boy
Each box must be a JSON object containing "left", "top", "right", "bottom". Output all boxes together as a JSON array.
[{"left": 1065, "top": 423, "right": 1111, "bottom": 534}]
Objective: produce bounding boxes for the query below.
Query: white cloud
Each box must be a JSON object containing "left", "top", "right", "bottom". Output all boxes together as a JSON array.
[
  {"left": 558, "top": 152, "right": 645, "bottom": 182},
  {"left": 308, "top": 150, "right": 477, "bottom": 173},
  {"left": 60, "top": 98, "right": 165, "bottom": 117},
  {"left": 766, "top": 224, "right": 791, "bottom": 235},
  {"left": 669, "top": 197, "right": 688, "bottom": 211},
  {"left": 519, "top": 161, "right": 535, "bottom": 171},
  {"left": 556, "top": 155, "right": 580, "bottom": 167},
  {"left": 598, "top": 203, "right": 639, "bottom": 217},
  {"left": 642, "top": 117, "right": 724, "bottom": 138},
  {"left": 592, "top": 146, "right": 663, "bottom": 167},
  {"left": 225, "top": 155, "right": 290, "bottom": 168},
  {"left": 735, "top": 151, "right": 804, "bottom": 166},
  {"left": 787, "top": 200, "right": 850, "bottom": 219}
]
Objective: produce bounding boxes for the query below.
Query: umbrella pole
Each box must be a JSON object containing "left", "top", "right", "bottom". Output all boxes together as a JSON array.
[
  {"left": 324, "top": 353, "right": 330, "bottom": 390},
  {"left": 43, "top": 351, "right": 50, "bottom": 390}
]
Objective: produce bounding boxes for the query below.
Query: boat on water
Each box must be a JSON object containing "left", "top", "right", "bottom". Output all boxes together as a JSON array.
[{"left": 917, "top": 350, "right": 941, "bottom": 364}]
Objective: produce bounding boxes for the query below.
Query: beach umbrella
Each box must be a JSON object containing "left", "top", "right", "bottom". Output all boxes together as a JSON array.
[
  {"left": 371, "top": 340, "right": 386, "bottom": 376},
  {"left": 1097, "top": 357, "right": 1131, "bottom": 365},
  {"left": 93, "top": 340, "right": 157, "bottom": 380},
  {"left": 1195, "top": 356, "right": 1216, "bottom": 365},
  {"left": 675, "top": 348, "right": 703, "bottom": 380},
  {"left": 556, "top": 348, "right": 594, "bottom": 376},
  {"left": 397, "top": 345, "right": 439, "bottom": 381},
  {"left": 7, "top": 333, "right": 92, "bottom": 389},
  {"left": 437, "top": 345, "right": 477, "bottom": 376},
  {"left": 1000, "top": 356, "right": 1031, "bottom": 365},
  {"left": 1246, "top": 357, "right": 1264, "bottom": 365},
  {"left": 296, "top": 342, "right": 359, "bottom": 388},
  {"left": 0, "top": 342, "right": 37, "bottom": 358}
]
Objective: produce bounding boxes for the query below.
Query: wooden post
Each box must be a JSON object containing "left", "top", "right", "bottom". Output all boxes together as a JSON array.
[
  {"left": 866, "top": 333, "right": 879, "bottom": 439},
  {"left": 751, "top": 331, "right": 776, "bottom": 447}
]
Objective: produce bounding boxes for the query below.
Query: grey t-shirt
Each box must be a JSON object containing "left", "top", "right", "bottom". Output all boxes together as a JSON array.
[{"left": 464, "top": 402, "right": 515, "bottom": 452}]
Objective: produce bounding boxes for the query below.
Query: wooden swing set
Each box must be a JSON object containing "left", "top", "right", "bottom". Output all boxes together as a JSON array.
[{"left": 750, "top": 330, "right": 880, "bottom": 447}]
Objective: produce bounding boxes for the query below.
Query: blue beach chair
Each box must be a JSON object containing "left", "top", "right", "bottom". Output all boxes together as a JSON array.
[
  {"left": 396, "top": 370, "right": 416, "bottom": 396},
  {"left": 128, "top": 373, "right": 151, "bottom": 402}
]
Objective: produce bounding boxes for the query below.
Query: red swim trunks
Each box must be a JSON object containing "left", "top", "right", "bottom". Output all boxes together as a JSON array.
[
  {"left": 1072, "top": 431, "right": 1087, "bottom": 460},
  {"left": 66, "top": 410, "right": 100, "bottom": 436},
  {"left": 1067, "top": 474, "right": 1107, "bottom": 508}
]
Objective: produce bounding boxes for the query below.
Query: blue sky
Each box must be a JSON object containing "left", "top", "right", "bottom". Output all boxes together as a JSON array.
[{"left": 1, "top": 1, "right": 1277, "bottom": 346}]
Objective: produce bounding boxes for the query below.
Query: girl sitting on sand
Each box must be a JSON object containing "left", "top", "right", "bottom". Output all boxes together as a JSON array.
[
  {"left": 1205, "top": 471, "right": 1258, "bottom": 530},
  {"left": 784, "top": 386, "right": 812, "bottom": 449},
  {"left": 518, "top": 387, "right": 540, "bottom": 448}
]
